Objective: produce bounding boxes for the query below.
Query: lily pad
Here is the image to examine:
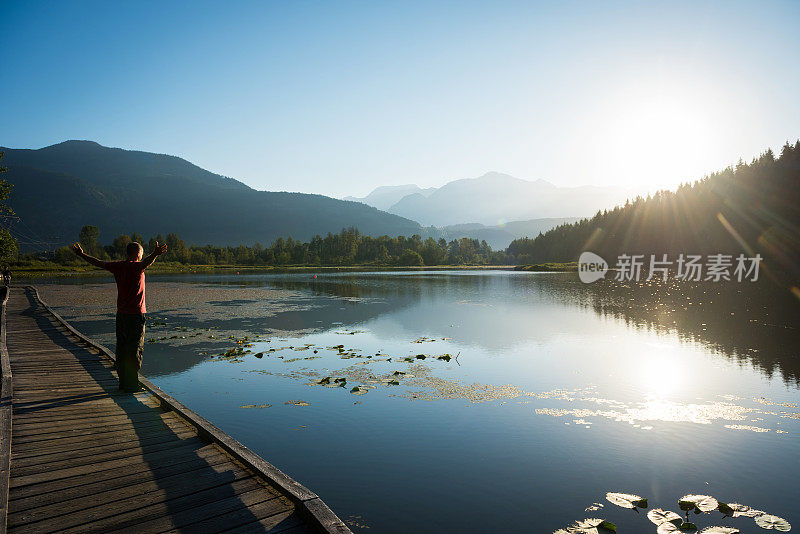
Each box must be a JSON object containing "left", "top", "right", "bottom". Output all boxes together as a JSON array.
[
  {"left": 350, "top": 386, "right": 368, "bottom": 395},
  {"left": 754, "top": 514, "right": 791, "bottom": 531},
  {"left": 606, "top": 492, "right": 648, "bottom": 509},
  {"left": 719, "top": 503, "right": 764, "bottom": 518},
  {"left": 239, "top": 404, "right": 271, "bottom": 409},
  {"left": 569, "top": 518, "right": 617, "bottom": 533},
  {"left": 658, "top": 522, "right": 698, "bottom": 533},
  {"left": 648, "top": 509, "right": 684, "bottom": 526},
  {"left": 284, "top": 400, "right": 310, "bottom": 406},
  {"left": 698, "top": 528, "right": 740, "bottom": 534},
  {"left": 679, "top": 495, "right": 719, "bottom": 513}
]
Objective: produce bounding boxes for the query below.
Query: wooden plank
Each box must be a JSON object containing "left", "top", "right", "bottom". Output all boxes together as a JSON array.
[
  {"left": 10, "top": 435, "right": 206, "bottom": 477},
  {"left": 11, "top": 427, "right": 196, "bottom": 465},
  {"left": 11, "top": 412, "right": 172, "bottom": 436},
  {"left": 101, "top": 485, "right": 284, "bottom": 534},
  {"left": 10, "top": 427, "right": 195, "bottom": 460},
  {"left": 8, "top": 452, "right": 231, "bottom": 515},
  {"left": 12, "top": 402, "right": 159, "bottom": 423},
  {"left": 7, "top": 423, "right": 191, "bottom": 456},
  {"left": 12, "top": 404, "right": 161, "bottom": 424},
  {"left": 8, "top": 449, "right": 230, "bottom": 503},
  {"left": 12, "top": 408, "right": 169, "bottom": 431},
  {"left": 10, "top": 441, "right": 221, "bottom": 489},
  {"left": 10, "top": 417, "right": 192, "bottom": 448},
  {"left": 12, "top": 376, "right": 116, "bottom": 386},
  {"left": 161, "top": 494, "right": 296, "bottom": 534},
  {"left": 8, "top": 458, "right": 258, "bottom": 527},
  {"left": 10, "top": 414, "right": 182, "bottom": 442},
  {"left": 45, "top": 478, "right": 268, "bottom": 534},
  {"left": 11, "top": 391, "right": 153, "bottom": 407},
  {"left": 304, "top": 498, "right": 354, "bottom": 534},
  {"left": 5, "top": 346, "right": 102, "bottom": 361},
  {"left": 217, "top": 510, "right": 309, "bottom": 534}
]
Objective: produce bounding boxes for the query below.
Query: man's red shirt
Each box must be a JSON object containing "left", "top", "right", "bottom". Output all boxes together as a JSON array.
[{"left": 103, "top": 260, "right": 146, "bottom": 314}]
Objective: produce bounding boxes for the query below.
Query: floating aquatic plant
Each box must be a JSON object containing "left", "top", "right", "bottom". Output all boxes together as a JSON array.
[
  {"left": 679, "top": 495, "right": 719, "bottom": 518},
  {"left": 718, "top": 503, "right": 764, "bottom": 518},
  {"left": 754, "top": 514, "right": 792, "bottom": 531},
  {"left": 554, "top": 518, "right": 616, "bottom": 533},
  {"left": 560, "top": 492, "right": 788, "bottom": 534},
  {"left": 606, "top": 492, "right": 648, "bottom": 509},
  {"left": 648, "top": 509, "right": 684, "bottom": 526},
  {"left": 658, "top": 521, "right": 698, "bottom": 533}
]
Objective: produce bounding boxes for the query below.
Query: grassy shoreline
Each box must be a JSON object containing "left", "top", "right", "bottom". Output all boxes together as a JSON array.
[
  {"left": 13, "top": 261, "right": 578, "bottom": 278},
  {"left": 514, "top": 262, "right": 578, "bottom": 272},
  {"left": 12, "top": 263, "right": 521, "bottom": 278}
]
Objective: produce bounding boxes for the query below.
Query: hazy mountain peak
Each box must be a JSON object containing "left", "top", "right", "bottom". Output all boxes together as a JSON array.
[
  {"left": 385, "top": 171, "right": 631, "bottom": 226},
  {"left": 345, "top": 183, "right": 436, "bottom": 210},
  {"left": 43, "top": 140, "right": 103, "bottom": 149}
]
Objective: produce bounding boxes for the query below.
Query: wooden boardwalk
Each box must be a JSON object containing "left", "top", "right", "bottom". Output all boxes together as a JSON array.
[{"left": 0, "top": 287, "right": 351, "bottom": 534}]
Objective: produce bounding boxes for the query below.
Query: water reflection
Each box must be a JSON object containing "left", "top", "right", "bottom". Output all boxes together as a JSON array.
[
  {"left": 33, "top": 271, "right": 800, "bottom": 533},
  {"left": 39, "top": 271, "right": 800, "bottom": 383}
]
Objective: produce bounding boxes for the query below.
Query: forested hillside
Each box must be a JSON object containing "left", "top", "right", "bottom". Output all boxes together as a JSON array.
[
  {"left": 508, "top": 142, "right": 800, "bottom": 280},
  {"left": 1, "top": 141, "right": 422, "bottom": 249}
]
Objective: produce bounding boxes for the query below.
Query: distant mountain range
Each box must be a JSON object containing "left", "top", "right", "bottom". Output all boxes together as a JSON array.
[
  {"left": 1, "top": 140, "right": 623, "bottom": 252},
  {"left": 423, "top": 218, "right": 581, "bottom": 250},
  {"left": 348, "top": 172, "right": 633, "bottom": 227},
  {"left": 344, "top": 184, "right": 436, "bottom": 211},
  {"left": 1, "top": 141, "right": 422, "bottom": 250}
]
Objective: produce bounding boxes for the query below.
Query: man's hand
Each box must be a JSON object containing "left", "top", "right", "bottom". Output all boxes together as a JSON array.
[
  {"left": 71, "top": 242, "right": 105, "bottom": 268},
  {"left": 141, "top": 240, "right": 168, "bottom": 268}
]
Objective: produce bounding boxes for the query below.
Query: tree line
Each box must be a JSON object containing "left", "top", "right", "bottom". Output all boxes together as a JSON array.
[
  {"left": 506, "top": 140, "right": 800, "bottom": 281},
  {"left": 46, "top": 227, "right": 510, "bottom": 266},
  {"left": 10, "top": 141, "right": 799, "bottom": 272}
]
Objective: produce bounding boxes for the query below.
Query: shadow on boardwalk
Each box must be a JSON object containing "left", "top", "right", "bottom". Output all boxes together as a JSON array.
[{"left": 7, "top": 287, "right": 302, "bottom": 533}]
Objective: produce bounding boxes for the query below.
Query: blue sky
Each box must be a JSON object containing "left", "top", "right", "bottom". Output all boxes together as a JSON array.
[{"left": 1, "top": 0, "right": 799, "bottom": 197}]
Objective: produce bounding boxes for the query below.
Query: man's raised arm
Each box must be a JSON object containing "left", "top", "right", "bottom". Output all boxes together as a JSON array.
[
  {"left": 71, "top": 243, "right": 107, "bottom": 268},
  {"left": 141, "top": 241, "right": 168, "bottom": 269}
]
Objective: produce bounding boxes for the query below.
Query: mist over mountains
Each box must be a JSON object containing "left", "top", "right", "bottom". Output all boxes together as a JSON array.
[
  {"left": 346, "top": 171, "right": 632, "bottom": 227},
  {"left": 344, "top": 184, "right": 436, "bottom": 211},
  {"left": 1, "top": 141, "right": 620, "bottom": 252}
]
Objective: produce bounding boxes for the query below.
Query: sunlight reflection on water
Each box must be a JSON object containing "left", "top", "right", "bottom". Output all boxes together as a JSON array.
[{"left": 36, "top": 271, "right": 800, "bottom": 533}]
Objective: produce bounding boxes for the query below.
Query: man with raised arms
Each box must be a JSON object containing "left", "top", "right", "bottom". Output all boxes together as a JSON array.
[{"left": 72, "top": 240, "right": 167, "bottom": 392}]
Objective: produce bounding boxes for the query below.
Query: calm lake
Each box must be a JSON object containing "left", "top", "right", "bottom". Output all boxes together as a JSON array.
[{"left": 34, "top": 271, "right": 800, "bottom": 533}]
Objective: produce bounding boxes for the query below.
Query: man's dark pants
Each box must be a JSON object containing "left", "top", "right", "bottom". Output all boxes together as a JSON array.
[{"left": 115, "top": 312, "right": 145, "bottom": 392}]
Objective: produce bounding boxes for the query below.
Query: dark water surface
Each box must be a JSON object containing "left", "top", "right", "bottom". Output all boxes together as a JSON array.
[{"left": 35, "top": 271, "right": 800, "bottom": 533}]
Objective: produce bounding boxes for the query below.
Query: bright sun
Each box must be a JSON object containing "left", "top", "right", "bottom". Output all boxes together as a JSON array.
[{"left": 590, "top": 80, "right": 727, "bottom": 191}]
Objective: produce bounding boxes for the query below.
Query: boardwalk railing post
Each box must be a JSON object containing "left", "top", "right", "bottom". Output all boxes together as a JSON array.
[{"left": 0, "top": 287, "right": 12, "bottom": 534}]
